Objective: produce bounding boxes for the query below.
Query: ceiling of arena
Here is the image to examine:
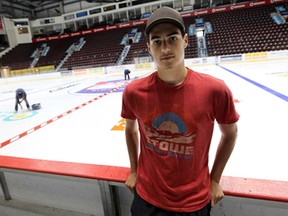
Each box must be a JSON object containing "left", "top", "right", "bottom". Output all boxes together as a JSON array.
[{"left": 0, "top": 0, "right": 133, "bottom": 18}]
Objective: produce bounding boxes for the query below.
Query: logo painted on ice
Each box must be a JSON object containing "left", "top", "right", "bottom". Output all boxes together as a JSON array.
[
  {"left": 77, "top": 80, "right": 126, "bottom": 94},
  {"left": 3, "top": 111, "right": 38, "bottom": 121}
]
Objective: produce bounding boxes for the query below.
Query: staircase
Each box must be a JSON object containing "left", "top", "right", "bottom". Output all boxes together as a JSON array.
[{"left": 116, "top": 45, "right": 131, "bottom": 65}]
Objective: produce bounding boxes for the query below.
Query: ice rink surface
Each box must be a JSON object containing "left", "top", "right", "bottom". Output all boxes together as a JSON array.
[{"left": 0, "top": 60, "right": 287, "bottom": 183}]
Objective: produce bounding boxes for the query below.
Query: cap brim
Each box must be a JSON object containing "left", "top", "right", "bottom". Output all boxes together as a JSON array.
[{"left": 145, "top": 18, "right": 184, "bottom": 35}]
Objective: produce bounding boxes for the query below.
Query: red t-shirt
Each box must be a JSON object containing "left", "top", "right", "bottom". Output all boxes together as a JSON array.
[{"left": 121, "top": 68, "right": 239, "bottom": 212}]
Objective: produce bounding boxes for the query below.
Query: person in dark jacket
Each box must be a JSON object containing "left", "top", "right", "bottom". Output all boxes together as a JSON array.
[
  {"left": 15, "top": 88, "right": 30, "bottom": 112},
  {"left": 124, "top": 69, "right": 131, "bottom": 80}
]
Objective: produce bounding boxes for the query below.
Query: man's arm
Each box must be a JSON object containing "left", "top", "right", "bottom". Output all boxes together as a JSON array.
[
  {"left": 125, "top": 118, "right": 139, "bottom": 192},
  {"left": 210, "top": 122, "right": 238, "bottom": 207}
]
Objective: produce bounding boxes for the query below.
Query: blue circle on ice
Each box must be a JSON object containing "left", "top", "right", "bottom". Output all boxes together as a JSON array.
[{"left": 3, "top": 111, "right": 38, "bottom": 121}]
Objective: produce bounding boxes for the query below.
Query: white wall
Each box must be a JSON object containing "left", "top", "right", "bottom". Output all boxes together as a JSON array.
[
  {"left": 2, "top": 18, "right": 17, "bottom": 47},
  {"left": 13, "top": 18, "right": 32, "bottom": 44}
]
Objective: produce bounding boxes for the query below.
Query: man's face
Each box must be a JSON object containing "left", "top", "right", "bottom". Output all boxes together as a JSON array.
[{"left": 147, "top": 23, "right": 188, "bottom": 70}]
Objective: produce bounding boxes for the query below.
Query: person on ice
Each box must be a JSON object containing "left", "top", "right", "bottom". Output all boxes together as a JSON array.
[
  {"left": 15, "top": 88, "right": 30, "bottom": 112},
  {"left": 124, "top": 69, "right": 131, "bottom": 80}
]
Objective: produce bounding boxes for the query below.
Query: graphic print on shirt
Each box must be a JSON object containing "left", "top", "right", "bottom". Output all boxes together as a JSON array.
[{"left": 145, "top": 112, "right": 196, "bottom": 159}]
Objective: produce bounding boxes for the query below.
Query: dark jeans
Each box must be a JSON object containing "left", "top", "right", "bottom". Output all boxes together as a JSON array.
[{"left": 131, "top": 191, "right": 211, "bottom": 216}]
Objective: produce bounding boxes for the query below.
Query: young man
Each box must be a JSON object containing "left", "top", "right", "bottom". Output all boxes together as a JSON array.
[
  {"left": 121, "top": 7, "right": 239, "bottom": 216},
  {"left": 15, "top": 88, "right": 30, "bottom": 112}
]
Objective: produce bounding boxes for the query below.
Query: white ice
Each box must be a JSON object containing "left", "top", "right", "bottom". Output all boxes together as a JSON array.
[{"left": 0, "top": 60, "right": 287, "bottom": 182}]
